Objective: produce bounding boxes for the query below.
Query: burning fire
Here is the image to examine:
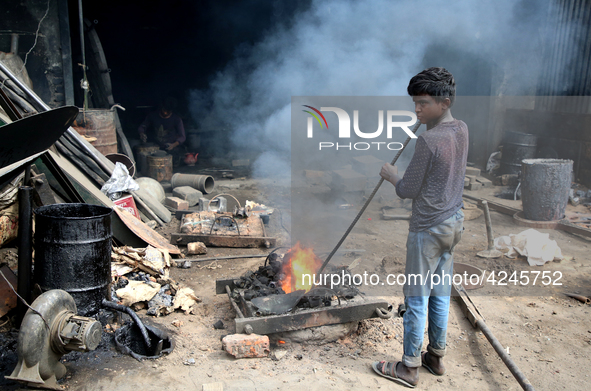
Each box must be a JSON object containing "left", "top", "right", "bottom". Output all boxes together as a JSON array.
[{"left": 281, "top": 242, "right": 322, "bottom": 293}]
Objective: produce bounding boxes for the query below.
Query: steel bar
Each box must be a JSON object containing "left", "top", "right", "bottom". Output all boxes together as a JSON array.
[
  {"left": 317, "top": 121, "right": 422, "bottom": 275},
  {"left": 171, "top": 233, "right": 276, "bottom": 248},
  {"left": 187, "top": 254, "right": 268, "bottom": 262},
  {"left": 233, "top": 298, "right": 388, "bottom": 334},
  {"left": 482, "top": 201, "right": 494, "bottom": 250},
  {"left": 477, "top": 320, "right": 535, "bottom": 391},
  {"left": 453, "top": 284, "right": 535, "bottom": 391}
]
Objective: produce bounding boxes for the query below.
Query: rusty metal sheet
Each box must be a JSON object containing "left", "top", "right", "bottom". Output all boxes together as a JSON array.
[
  {"left": 234, "top": 298, "right": 388, "bottom": 334},
  {"left": 0, "top": 265, "right": 17, "bottom": 318},
  {"left": 114, "top": 207, "right": 180, "bottom": 254},
  {"left": 171, "top": 233, "right": 276, "bottom": 248}
]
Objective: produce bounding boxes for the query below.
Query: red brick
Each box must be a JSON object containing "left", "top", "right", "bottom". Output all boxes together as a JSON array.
[
  {"left": 222, "top": 334, "right": 270, "bottom": 358},
  {"left": 165, "top": 196, "right": 189, "bottom": 210}
]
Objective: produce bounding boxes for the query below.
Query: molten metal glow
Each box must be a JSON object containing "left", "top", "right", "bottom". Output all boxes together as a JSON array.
[{"left": 281, "top": 242, "right": 322, "bottom": 293}]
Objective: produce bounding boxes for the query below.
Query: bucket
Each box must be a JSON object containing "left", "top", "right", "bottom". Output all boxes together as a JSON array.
[
  {"left": 171, "top": 173, "right": 215, "bottom": 194},
  {"left": 72, "top": 109, "right": 118, "bottom": 156},
  {"left": 148, "top": 153, "right": 173, "bottom": 182},
  {"left": 106, "top": 153, "right": 136, "bottom": 177},
  {"left": 521, "top": 159, "right": 573, "bottom": 221},
  {"left": 500, "top": 131, "right": 538, "bottom": 175},
  {"left": 34, "top": 203, "right": 113, "bottom": 316},
  {"left": 135, "top": 144, "right": 160, "bottom": 176}
]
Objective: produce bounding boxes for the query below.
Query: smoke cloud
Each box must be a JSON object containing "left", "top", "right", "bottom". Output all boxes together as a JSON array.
[{"left": 189, "top": 0, "right": 554, "bottom": 179}]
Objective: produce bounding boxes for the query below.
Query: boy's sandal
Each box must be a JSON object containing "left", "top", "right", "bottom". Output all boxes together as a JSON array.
[
  {"left": 421, "top": 351, "right": 446, "bottom": 376},
  {"left": 371, "top": 361, "right": 417, "bottom": 388}
]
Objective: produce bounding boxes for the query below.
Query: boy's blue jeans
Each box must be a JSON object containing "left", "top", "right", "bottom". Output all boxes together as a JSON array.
[{"left": 402, "top": 209, "right": 464, "bottom": 368}]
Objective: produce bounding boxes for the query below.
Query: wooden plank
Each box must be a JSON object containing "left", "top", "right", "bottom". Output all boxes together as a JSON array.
[
  {"left": 171, "top": 233, "right": 276, "bottom": 248},
  {"left": 557, "top": 220, "right": 591, "bottom": 239},
  {"left": 234, "top": 298, "right": 388, "bottom": 334}
]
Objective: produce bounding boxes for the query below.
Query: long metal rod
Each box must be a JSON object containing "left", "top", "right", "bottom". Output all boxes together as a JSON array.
[
  {"left": 476, "top": 319, "right": 535, "bottom": 391},
  {"left": 482, "top": 200, "right": 494, "bottom": 250},
  {"left": 317, "top": 121, "right": 422, "bottom": 275}
]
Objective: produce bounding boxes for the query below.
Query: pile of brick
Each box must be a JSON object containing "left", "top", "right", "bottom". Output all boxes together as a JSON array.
[{"left": 464, "top": 167, "right": 493, "bottom": 191}]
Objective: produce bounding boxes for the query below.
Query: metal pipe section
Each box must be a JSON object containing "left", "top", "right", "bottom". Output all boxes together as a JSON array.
[
  {"left": 477, "top": 319, "right": 536, "bottom": 391},
  {"left": 16, "top": 186, "right": 33, "bottom": 324},
  {"left": 482, "top": 200, "right": 494, "bottom": 250},
  {"left": 102, "top": 299, "right": 152, "bottom": 349},
  {"left": 10, "top": 34, "right": 18, "bottom": 54}
]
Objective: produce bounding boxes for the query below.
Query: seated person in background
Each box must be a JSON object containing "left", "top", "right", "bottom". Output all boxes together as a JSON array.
[{"left": 138, "top": 97, "right": 186, "bottom": 165}]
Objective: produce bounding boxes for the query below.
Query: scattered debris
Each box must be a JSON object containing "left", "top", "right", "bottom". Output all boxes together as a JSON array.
[{"left": 213, "top": 320, "right": 224, "bottom": 329}]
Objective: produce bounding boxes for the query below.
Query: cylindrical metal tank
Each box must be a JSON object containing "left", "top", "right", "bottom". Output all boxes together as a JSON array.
[
  {"left": 147, "top": 152, "right": 173, "bottom": 182},
  {"left": 171, "top": 173, "right": 215, "bottom": 194},
  {"left": 500, "top": 131, "right": 538, "bottom": 175},
  {"left": 521, "top": 159, "right": 573, "bottom": 221},
  {"left": 135, "top": 144, "right": 160, "bottom": 176},
  {"left": 72, "top": 109, "right": 117, "bottom": 156},
  {"left": 34, "top": 203, "right": 113, "bottom": 317}
]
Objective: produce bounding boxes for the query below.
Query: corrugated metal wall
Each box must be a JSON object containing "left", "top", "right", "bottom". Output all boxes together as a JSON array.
[{"left": 536, "top": 0, "right": 591, "bottom": 113}]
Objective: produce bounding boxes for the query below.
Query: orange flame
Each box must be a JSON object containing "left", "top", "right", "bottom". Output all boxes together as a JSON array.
[{"left": 281, "top": 242, "right": 322, "bottom": 293}]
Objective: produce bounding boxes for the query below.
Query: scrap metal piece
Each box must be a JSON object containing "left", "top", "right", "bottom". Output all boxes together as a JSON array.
[
  {"left": 114, "top": 207, "right": 180, "bottom": 254},
  {"left": 234, "top": 298, "right": 389, "bottom": 335},
  {"left": 0, "top": 106, "right": 78, "bottom": 169},
  {"left": 476, "top": 201, "right": 503, "bottom": 258},
  {"left": 251, "top": 290, "right": 305, "bottom": 315},
  {"left": 565, "top": 293, "right": 591, "bottom": 304}
]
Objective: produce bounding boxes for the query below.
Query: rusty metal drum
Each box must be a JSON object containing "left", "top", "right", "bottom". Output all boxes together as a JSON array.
[
  {"left": 72, "top": 109, "right": 117, "bottom": 156},
  {"left": 34, "top": 203, "right": 113, "bottom": 317},
  {"left": 135, "top": 144, "right": 160, "bottom": 176},
  {"left": 148, "top": 152, "right": 173, "bottom": 182}
]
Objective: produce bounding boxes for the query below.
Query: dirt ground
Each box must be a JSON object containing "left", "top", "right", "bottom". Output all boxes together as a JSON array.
[{"left": 1, "top": 173, "right": 591, "bottom": 391}]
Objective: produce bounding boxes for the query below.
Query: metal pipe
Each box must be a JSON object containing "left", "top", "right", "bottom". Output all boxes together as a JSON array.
[
  {"left": 102, "top": 299, "right": 151, "bottom": 348},
  {"left": 476, "top": 319, "right": 536, "bottom": 391},
  {"left": 16, "top": 186, "right": 33, "bottom": 325},
  {"left": 482, "top": 201, "right": 494, "bottom": 250},
  {"left": 10, "top": 33, "right": 18, "bottom": 54}
]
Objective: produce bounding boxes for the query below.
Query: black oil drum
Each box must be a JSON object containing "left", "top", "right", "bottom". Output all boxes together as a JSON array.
[
  {"left": 521, "top": 159, "right": 573, "bottom": 221},
  {"left": 500, "top": 131, "right": 538, "bottom": 175},
  {"left": 34, "top": 203, "right": 112, "bottom": 316}
]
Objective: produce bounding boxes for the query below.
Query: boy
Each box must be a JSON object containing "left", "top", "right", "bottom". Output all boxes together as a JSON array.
[{"left": 372, "top": 67, "right": 468, "bottom": 388}]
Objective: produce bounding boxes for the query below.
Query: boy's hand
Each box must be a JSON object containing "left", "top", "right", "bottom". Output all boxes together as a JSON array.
[{"left": 380, "top": 163, "right": 399, "bottom": 184}]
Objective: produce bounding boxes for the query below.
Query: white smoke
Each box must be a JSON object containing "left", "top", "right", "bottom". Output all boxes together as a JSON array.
[{"left": 189, "top": 0, "right": 551, "bottom": 178}]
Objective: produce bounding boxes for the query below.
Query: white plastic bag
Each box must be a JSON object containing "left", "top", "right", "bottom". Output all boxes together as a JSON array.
[{"left": 100, "top": 162, "right": 139, "bottom": 200}]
